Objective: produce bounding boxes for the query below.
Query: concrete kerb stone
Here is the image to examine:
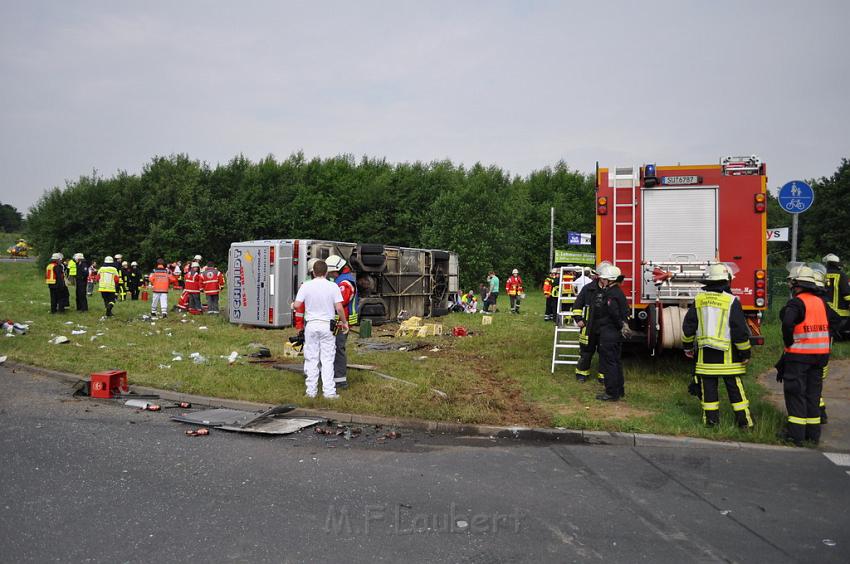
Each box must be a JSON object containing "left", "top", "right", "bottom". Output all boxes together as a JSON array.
[{"left": 2, "top": 360, "right": 802, "bottom": 452}]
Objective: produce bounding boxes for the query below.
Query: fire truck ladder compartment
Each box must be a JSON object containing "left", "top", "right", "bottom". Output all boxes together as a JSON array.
[
  {"left": 551, "top": 266, "right": 584, "bottom": 373},
  {"left": 611, "top": 166, "right": 638, "bottom": 317}
]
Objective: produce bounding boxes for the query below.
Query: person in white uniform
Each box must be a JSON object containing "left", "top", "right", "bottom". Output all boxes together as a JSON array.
[{"left": 292, "top": 259, "right": 349, "bottom": 399}]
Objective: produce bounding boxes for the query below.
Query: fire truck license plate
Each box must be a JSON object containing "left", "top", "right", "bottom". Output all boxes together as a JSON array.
[{"left": 661, "top": 175, "right": 701, "bottom": 185}]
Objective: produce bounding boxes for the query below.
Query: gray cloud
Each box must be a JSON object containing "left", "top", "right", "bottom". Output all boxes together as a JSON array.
[{"left": 1, "top": 0, "right": 848, "bottom": 214}]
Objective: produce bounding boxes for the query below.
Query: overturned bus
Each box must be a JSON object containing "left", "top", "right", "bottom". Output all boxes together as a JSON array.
[{"left": 227, "top": 239, "right": 459, "bottom": 328}]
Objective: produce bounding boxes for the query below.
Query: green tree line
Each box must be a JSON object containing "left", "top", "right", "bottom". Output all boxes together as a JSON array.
[{"left": 26, "top": 153, "right": 596, "bottom": 288}]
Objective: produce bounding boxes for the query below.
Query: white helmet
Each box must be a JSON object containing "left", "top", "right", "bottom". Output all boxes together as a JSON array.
[
  {"left": 191, "top": 262, "right": 200, "bottom": 268},
  {"left": 325, "top": 255, "right": 346, "bottom": 273},
  {"left": 512, "top": 269, "right": 519, "bottom": 275},
  {"left": 104, "top": 256, "right": 114, "bottom": 264},
  {"left": 114, "top": 254, "right": 122, "bottom": 260},
  {"left": 812, "top": 270, "right": 826, "bottom": 288},
  {"left": 788, "top": 265, "right": 817, "bottom": 289},
  {"left": 73, "top": 253, "right": 84, "bottom": 260},
  {"left": 121, "top": 261, "right": 128, "bottom": 267},
  {"left": 194, "top": 254, "right": 202, "bottom": 261},
  {"left": 50, "top": 252, "right": 61, "bottom": 260},
  {"left": 705, "top": 263, "right": 732, "bottom": 282},
  {"left": 823, "top": 253, "right": 840, "bottom": 264},
  {"left": 130, "top": 261, "right": 138, "bottom": 267},
  {"left": 600, "top": 265, "right": 622, "bottom": 281}
]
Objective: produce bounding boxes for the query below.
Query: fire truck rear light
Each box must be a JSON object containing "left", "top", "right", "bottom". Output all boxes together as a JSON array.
[
  {"left": 754, "top": 194, "right": 766, "bottom": 213},
  {"left": 755, "top": 270, "right": 766, "bottom": 280},
  {"left": 755, "top": 297, "right": 765, "bottom": 307},
  {"left": 597, "top": 197, "right": 608, "bottom": 215},
  {"left": 598, "top": 197, "right": 607, "bottom": 205},
  {"left": 268, "top": 308, "right": 274, "bottom": 324},
  {"left": 756, "top": 279, "right": 765, "bottom": 289},
  {"left": 597, "top": 205, "right": 608, "bottom": 215},
  {"left": 756, "top": 289, "right": 765, "bottom": 298},
  {"left": 293, "top": 240, "right": 300, "bottom": 264},
  {"left": 269, "top": 246, "right": 275, "bottom": 263}
]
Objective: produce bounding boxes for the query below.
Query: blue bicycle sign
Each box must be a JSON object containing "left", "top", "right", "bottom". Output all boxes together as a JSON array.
[{"left": 778, "top": 180, "right": 814, "bottom": 214}]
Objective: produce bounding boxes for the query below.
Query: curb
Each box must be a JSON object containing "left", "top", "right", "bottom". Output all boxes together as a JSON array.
[{"left": 4, "top": 360, "right": 797, "bottom": 452}]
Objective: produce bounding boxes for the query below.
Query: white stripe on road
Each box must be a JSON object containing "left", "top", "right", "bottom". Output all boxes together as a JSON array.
[{"left": 823, "top": 452, "right": 850, "bottom": 467}]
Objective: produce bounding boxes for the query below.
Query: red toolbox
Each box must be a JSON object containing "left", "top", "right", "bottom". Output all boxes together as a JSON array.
[{"left": 90, "top": 370, "right": 128, "bottom": 399}]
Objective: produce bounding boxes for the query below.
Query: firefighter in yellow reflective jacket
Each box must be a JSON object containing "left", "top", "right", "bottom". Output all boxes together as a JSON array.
[
  {"left": 823, "top": 253, "right": 850, "bottom": 339},
  {"left": 682, "top": 264, "right": 754, "bottom": 428},
  {"left": 809, "top": 263, "right": 842, "bottom": 425},
  {"left": 97, "top": 256, "right": 122, "bottom": 317}
]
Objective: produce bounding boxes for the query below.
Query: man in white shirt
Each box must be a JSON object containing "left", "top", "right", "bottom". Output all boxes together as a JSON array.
[
  {"left": 292, "top": 260, "right": 349, "bottom": 399},
  {"left": 573, "top": 268, "right": 593, "bottom": 295}
]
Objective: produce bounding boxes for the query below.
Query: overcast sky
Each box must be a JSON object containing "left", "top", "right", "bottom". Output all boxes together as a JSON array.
[{"left": 1, "top": 1, "right": 848, "bottom": 214}]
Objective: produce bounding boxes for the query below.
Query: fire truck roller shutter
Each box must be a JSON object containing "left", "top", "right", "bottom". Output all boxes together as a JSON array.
[{"left": 643, "top": 187, "right": 718, "bottom": 263}]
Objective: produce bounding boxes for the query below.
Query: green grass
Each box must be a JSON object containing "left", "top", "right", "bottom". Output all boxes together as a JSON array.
[{"left": 3, "top": 261, "right": 845, "bottom": 443}]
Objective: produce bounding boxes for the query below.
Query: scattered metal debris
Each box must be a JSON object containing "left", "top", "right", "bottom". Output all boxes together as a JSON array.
[{"left": 185, "top": 428, "right": 210, "bottom": 437}]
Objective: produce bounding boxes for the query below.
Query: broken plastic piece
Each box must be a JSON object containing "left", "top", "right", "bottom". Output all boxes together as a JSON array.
[
  {"left": 227, "top": 351, "right": 239, "bottom": 364},
  {"left": 49, "top": 336, "right": 70, "bottom": 344},
  {"left": 185, "top": 428, "right": 210, "bottom": 437},
  {"left": 71, "top": 330, "right": 86, "bottom": 335}
]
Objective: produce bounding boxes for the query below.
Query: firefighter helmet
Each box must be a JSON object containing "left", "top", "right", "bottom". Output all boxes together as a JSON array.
[
  {"left": 600, "top": 265, "right": 622, "bottom": 281},
  {"left": 788, "top": 265, "right": 817, "bottom": 289},
  {"left": 812, "top": 269, "right": 826, "bottom": 288},
  {"left": 73, "top": 253, "right": 84, "bottom": 260},
  {"left": 50, "top": 252, "right": 61, "bottom": 260},
  {"left": 130, "top": 261, "right": 138, "bottom": 267},
  {"left": 512, "top": 269, "right": 519, "bottom": 275},
  {"left": 104, "top": 256, "right": 114, "bottom": 264},
  {"left": 823, "top": 253, "right": 840, "bottom": 264},
  {"left": 705, "top": 263, "right": 732, "bottom": 282},
  {"left": 194, "top": 254, "right": 202, "bottom": 261},
  {"left": 325, "top": 255, "right": 346, "bottom": 273}
]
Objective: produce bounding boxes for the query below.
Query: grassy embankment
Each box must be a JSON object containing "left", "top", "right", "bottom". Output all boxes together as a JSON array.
[{"left": 2, "top": 261, "right": 844, "bottom": 443}]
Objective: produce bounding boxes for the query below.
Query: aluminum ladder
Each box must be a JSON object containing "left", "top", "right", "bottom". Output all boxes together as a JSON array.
[
  {"left": 611, "top": 166, "right": 639, "bottom": 317},
  {"left": 550, "top": 266, "right": 584, "bottom": 373}
]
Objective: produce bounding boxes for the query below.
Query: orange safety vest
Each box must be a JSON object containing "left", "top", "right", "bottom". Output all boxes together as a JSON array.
[
  {"left": 785, "top": 292, "right": 831, "bottom": 355},
  {"left": 45, "top": 262, "right": 58, "bottom": 285},
  {"left": 543, "top": 277, "right": 554, "bottom": 297},
  {"left": 149, "top": 269, "right": 171, "bottom": 293}
]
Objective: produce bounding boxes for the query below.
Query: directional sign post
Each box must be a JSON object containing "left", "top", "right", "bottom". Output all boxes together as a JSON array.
[{"left": 778, "top": 180, "right": 814, "bottom": 262}]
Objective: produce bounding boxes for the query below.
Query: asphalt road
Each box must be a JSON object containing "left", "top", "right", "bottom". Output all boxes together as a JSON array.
[{"left": 1, "top": 365, "right": 849, "bottom": 564}]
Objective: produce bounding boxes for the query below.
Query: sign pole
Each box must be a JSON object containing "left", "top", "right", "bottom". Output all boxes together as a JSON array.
[
  {"left": 549, "top": 207, "right": 554, "bottom": 270},
  {"left": 791, "top": 213, "right": 798, "bottom": 263}
]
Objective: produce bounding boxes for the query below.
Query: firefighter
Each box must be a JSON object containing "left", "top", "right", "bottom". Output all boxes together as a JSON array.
[
  {"left": 594, "top": 265, "right": 629, "bottom": 401},
  {"left": 809, "top": 263, "right": 842, "bottom": 425},
  {"left": 148, "top": 258, "right": 171, "bottom": 318},
  {"left": 97, "top": 256, "right": 122, "bottom": 317},
  {"left": 506, "top": 269, "right": 524, "bottom": 314},
  {"left": 45, "top": 253, "right": 68, "bottom": 314},
  {"left": 201, "top": 261, "right": 225, "bottom": 313},
  {"left": 823, "top": 253, "right": 850, "bottom": 339},
  {"left": 543, "top": 268, "right": 558, "bottom": 321},
  {"left": 184, "top": 262, "right": 203, "bottom": 314},
  {"left": 86, "top": 260, "right": 98, "bottom": 296},
  {"left": 127, "top": 261, "right": 143, "bottom": 300},
  {"left": 326, "top": 254, "right": 357, "bottom": 390},
  {"left": 681, "top": 264, "right": 754, "bottom": 429},
  {"left": 71, "top": 253, "right": 88, "bottom": 311},
  {"left": 776, "top": 265, "right": 831, "bottom": 446},
  {"left": 571, "top": 266, "right": 604, "bottom": 384}
]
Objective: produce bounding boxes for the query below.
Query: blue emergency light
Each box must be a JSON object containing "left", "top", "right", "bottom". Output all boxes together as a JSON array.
[{"left": 645, "top": 164, "right": 656, "bottom": 177}]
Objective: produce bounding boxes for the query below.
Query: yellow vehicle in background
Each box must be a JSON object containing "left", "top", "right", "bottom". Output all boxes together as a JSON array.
[{"left": 6, "top": 238, "right": 31, "bottom": 257}]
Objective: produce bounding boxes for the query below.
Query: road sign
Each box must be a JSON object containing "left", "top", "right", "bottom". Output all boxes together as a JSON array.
[
  {"left": 554, "top": 250, "right": 595, "bottom": 265},
  {"left": 567, "top": 232, "right": 592, "bottom": 245},
  {"left": 778, "top": 180, "right": 814, "bottom": 214},
  {"left": 767, "top": 227, "right": 789, "bottom": 242}
]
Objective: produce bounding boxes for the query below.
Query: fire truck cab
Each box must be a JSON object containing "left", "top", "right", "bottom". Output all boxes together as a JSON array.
[{"left": 595, "top": 156, "right": 768, "bottom": 354}]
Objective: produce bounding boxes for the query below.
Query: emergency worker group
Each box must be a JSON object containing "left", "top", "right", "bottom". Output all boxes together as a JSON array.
[
  {"left": 550, "top": 252, "right": 850, "bottom": 446},
  {"left": 45, "top": 252, "right": 225, "bottom": 318}
]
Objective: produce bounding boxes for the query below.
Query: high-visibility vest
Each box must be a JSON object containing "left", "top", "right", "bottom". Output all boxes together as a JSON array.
[
  {"left": 202, "top": 268, "right": 223, "bottom": 295},
  {"left": 695, "top": 291, "right": 735, "bottom": 351},
  {"left": 98, "top": 266, "right": 120, "bottom": 293},
  {"left": 45, "top": 262, "right": 58, "bottom": 285},
  {"left": 335, "top": 271, "right": 358, "bottom": 324},
  {"left": 294, "top": 303, "right": 305, "bottom": 330},
  {"left": 785, "top": 292, "right": 831, "bottom": 355},
  {"left": 506, "top": 276, "right": 524, "bottom": 296},
  {"left": 825, "top": 272, "right": 850, "bottom": 316},
  {"left": 68, "top": 259, "right": 77, "bottom": 277},
  {"left": 149, "top": 269, "right": 171, "bottom": 293},
  {"left": 543, "top": 277, "right": 554, "bottom": 297}
]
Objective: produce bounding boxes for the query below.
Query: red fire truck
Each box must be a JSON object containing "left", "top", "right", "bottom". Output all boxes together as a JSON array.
[{"left": 595, "top": 156, "right": 767, "bottom": 354}]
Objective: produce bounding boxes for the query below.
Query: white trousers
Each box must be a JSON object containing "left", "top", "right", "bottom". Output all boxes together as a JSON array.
[
  {"left": 151, "top": 292, "right": 168, "bottom": 314},
  {"left": 304, "top": 320, "right": 337, "bottom": 397}
]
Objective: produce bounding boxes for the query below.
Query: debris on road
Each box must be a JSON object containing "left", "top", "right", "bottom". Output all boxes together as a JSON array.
[
  {"left": 248, "top": 346, "right": 271, "bottom": 358},
  {"left": 0, "top": 355, "right": 6, "bottom": 364},
  {"left": 171, "top": 404, "right": 316, "bottom": 435},
  {"left": 185, "top": 428, "right": 210, "bottom": 437},
  {"left": 3, "top": 321, "right": 28, "bottom": 335},
  {"left": 125, "top": 399, "right": 161, "bottom": 411},
  {"left": 71, "top": 329, "right": 86, "bottom": 335},
  {"left": 356, "top": 340, "right": 426, "bottom": 352},
  {"left": 227, "top": 351, "right": 239, "bottom": 364},
  {"left": 49, "top": 336, "right": 70, "bottom": 344}
]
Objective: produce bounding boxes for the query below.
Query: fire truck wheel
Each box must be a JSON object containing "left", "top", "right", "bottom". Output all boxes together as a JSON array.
[{"left": 647, "top": 304, "right": 660, "bottom": 354}]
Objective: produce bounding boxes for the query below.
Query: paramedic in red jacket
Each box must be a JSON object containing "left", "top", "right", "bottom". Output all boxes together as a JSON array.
[
  {"left": 506, "top": 269, "right": 524, "bottom": 314},
  {"left": 202, "top": 261, "right": 225, "bottom": 314},
  {"left": 184, "top": 262, "right": 203, "bottom": 314}
]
